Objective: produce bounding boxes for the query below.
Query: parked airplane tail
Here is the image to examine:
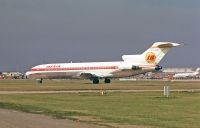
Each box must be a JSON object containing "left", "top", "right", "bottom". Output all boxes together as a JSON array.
[
  {"left": 194, "top": 68, "right": 200, "bottom": 74},
  {"left": 122, "top": 42, "right": 181, "bottom": 65}
]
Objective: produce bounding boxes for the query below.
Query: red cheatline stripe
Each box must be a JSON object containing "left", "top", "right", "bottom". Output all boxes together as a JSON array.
[
  {"left": 31, "top": 65, "right": 156, "bottom": 72},
  {"left": 31, "top": 66, "right": 118, "bottom": 71}
]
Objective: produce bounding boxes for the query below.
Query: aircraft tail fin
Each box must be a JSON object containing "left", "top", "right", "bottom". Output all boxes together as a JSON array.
[
  {"left": 195, "top": 68, "right": 200, "bottom": 74},
  {"left": 142, "top": 42, "right": 180, "bottom": 65},
  {"left": 122, "top": 42, "right": 181, "bottom": 65}
]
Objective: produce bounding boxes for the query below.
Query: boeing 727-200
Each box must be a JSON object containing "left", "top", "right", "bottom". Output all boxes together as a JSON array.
[{"left": 26, "top": 42, "right": 180, "bottom": 84}]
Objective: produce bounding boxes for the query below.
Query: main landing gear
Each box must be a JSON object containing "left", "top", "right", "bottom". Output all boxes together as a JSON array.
[
  {"left": 104, "top": 78, "right": 111, "bottom": 83},
  {"left": 92, "top": 78, "right": 111, "bottom": 84},
  {"left": 93, "top": 78, "right": 99, "bottom": 84}
]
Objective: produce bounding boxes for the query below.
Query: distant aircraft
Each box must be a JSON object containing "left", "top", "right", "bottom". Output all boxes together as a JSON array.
[
  {"left": 173, "top": 68, "right": 200, "bottom": 79},
  {"left": 26, "top": 42, "right": 180, "bottom": 84}
]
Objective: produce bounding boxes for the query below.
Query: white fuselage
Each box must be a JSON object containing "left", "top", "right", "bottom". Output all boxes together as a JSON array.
[
  {"left": 26, "top": 42, "right": 180, "bottom": 82},
  {"left": 26, "top": 61, "right": 155, "bottom": 79},
  {"left": 173, "top": 72, "right": 198, "bottom": 78}
]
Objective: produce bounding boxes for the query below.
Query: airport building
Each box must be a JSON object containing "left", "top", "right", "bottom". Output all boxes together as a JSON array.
[{"left": 0, "top": 72, "right": 24, "bottom": 79}]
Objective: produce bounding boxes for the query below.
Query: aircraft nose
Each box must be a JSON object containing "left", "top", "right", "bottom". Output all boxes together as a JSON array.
[{"left": 25, "top": 71, "right": 32, "bottom": 78}]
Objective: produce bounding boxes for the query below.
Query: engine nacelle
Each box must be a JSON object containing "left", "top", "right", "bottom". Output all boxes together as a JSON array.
[
  {"left": 118, "top": 64, "right": 140, "bottom": 70},
  {"left": 155, "top": 65, "right": 162, "bottom": 71}
]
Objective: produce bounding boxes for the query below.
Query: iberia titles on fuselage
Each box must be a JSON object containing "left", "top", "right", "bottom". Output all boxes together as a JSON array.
[{"left": 26, "top": 42, "right": 180, "bottom": 84}]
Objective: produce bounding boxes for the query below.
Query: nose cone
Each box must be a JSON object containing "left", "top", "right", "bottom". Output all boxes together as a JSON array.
[
  {"left": 25, "top": 71, "right": 32, "bottom": 79},
  {"left": 25, "top": 71, "right": 30, "bottom": 76}
]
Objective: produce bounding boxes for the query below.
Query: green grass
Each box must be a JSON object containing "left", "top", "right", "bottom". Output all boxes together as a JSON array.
[
  {"left": 0, "top": 80, "right": 200, "bottom": 128},
  {"left": 1, "top": 92, "right": 200, "bottom": 128},
  {"left": 0, "top": 79, "right": 200, "bottom": 91}
]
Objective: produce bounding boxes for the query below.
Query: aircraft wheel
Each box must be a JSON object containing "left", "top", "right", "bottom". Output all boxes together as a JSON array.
[
  {"left": 93, "top": 78, "right": 99, "bottom": 84},
  {"left": 37, "top": 79, "right": 43, "bottom": 84},
  {"left": 104, "top": 78, "right": 111, "bottom": 83}
]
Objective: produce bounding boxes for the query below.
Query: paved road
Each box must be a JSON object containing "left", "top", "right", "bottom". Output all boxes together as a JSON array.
[{"left": 0, "top": 109, "right": 106, "bottom": 128}]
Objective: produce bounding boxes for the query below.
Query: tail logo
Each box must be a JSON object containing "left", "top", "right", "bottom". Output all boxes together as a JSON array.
[{"left": 145, "top": 52, "right": 156, "bottom": 64}]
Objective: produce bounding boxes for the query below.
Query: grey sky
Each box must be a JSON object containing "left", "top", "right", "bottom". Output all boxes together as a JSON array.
[{"left": 0, "top": 0, "right": 200, "bottom": 72}]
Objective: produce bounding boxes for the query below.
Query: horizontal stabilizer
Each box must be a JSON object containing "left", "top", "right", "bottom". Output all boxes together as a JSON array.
[{"left": 152, "top": 42, "right": 180, "bottom": 48}]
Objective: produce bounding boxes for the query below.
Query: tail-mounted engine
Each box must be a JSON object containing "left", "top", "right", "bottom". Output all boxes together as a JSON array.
[
  {"left": 118, "top": 64, "right": 140, "bottom": 70},
  {"left": 155, "top": 65, "right": 162, "bottom": 71}
]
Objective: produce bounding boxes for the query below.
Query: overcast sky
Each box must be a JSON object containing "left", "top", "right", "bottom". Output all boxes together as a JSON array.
[{"left": 0, "top": 0, "right": 200, "bottom": 72}]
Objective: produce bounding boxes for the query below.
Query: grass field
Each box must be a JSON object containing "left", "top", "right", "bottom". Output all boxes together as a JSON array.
[
  {"left": 0, "top": 79, "right": 200, "bottom": 128},
  {"left": 0, "top": 79, "right": 200, "bottom": 91}
]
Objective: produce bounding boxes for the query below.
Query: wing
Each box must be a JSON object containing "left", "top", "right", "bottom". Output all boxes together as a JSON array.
[{"left": 79, "top": 72, "right": 113, "bottom": 79}]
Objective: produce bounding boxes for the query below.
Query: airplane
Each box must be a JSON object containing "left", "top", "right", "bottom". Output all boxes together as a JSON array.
[
  {"left": 173, "top": 68, "right": 200, "bottom": 79},
  {"left": 26, "top": 42, "right": 180, "bottom": 84}
]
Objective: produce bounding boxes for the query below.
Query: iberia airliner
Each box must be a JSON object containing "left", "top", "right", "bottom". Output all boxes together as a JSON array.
[{"left": 26, "top": 42, "right": 180, "bottom": 84}]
